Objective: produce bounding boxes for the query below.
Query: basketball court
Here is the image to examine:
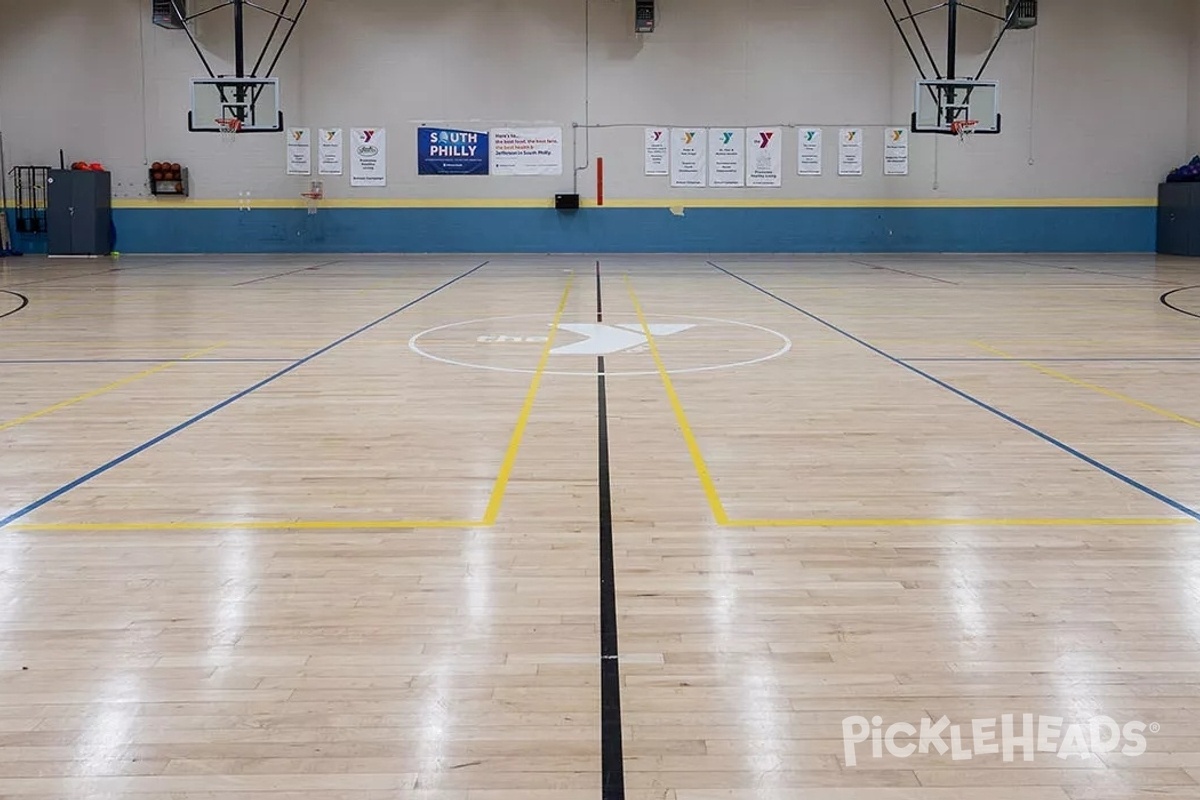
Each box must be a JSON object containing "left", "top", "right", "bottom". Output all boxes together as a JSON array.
[
  {"left": 3, "top": 0, "right": 1200, "bottom": 797},
  {"left": 0, "top": 253, "right": 1198, "bottom": 798}
]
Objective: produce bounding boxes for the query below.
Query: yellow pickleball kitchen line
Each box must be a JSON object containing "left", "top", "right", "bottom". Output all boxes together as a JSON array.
[{"left": 0, "top": 344, "right": 225, "bottom": 433}]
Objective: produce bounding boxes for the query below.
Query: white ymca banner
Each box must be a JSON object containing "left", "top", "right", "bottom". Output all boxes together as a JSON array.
[
  {"left": 491, "top": 127, "right": 563, "bottom": 176},
  {"left": 708, "top": 128, "right": 745, "bottom": 188},
  {"left": 670, "top": 128, "right": 707, "bottom": 188},
  {"left": 885, "top": 127, "right": 909, "bottom": 176},
  {"left": 286, "top": 128, "right": 311, "bottom": 176},
  {"left": 838, "top": 128, "right": 863, "bottom": 176},
  {"left": 745, "top": 127, "right": 783, "bottom": 188},
  {"left": 319, "top": 128, "right": 343, "bottom": 176},
  {"left": 645, "top": 128, "right": 669, "bottom": 176},
  {"left": 351, "top": 128, "right": 386, "bottom": 187},
  {"left": 798, "top": 127, "right": 823, "bottom": 176}
]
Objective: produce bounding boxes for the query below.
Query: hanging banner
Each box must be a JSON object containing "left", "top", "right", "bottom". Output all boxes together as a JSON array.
[
  {"left": 885, "top": 127, "right": 909, "bottom": 176},
  {"left": 670, "top": 128, "right": 707, "bottom": 188},
  {"left": 645, "top": 128, "right": 669, "bottom": 176},
  {"left": 708, "top": 128, "right": 745, "bottom": 188},
  {"left": 286, "top": 128, "right": 311, "bottom": 176},
  {"left": 351, "top": 128, "right": 387, "bottom": 187},
  {"left": 318, "top": 128, "right": 343, "bottom": 176},
  {"left": 745, "top": 127, "right": 783, "bottom": 188},
  {"left": 798, "top": 127, "right": 823, "bottom": 176},
  {"left": 838, "top": 128, "right": 863, "bottom": 176},
  {"left": 490, "top": 127, "right": 563, "bottom": 176},
  {"left": 418, "top": 127, "right": 490, "bottom": 175}
]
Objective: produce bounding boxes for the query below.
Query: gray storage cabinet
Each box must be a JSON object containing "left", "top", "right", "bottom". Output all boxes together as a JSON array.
[
  {"left": 1157, "top": 182, "right": 1200, "bottom": 256},
  {"left": 47, "top": 170, "right": 112, "bottom": 256}
]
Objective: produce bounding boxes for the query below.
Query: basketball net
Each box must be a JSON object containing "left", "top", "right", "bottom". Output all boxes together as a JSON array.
[
  {"left": 301, "top": 181, "right": 324, "bottom": 216},
  {"left": 216, "top": 117, "right": 243, "bottom": 144},
  {"left": 951, "top": 119, "right": 979, "bottom": 142}
]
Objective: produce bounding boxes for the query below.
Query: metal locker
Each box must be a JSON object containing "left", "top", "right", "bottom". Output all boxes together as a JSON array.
[
  {"left": 47, "top": 170, "right": 112, "bottom": 256},
  {"left": 1157, "top": 183, "right": 1190, "bottom": 257}
]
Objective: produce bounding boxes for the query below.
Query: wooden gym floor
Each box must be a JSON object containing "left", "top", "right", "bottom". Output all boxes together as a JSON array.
[{"left": 1, "top": 253, "right": 1200, "bottom": 799}]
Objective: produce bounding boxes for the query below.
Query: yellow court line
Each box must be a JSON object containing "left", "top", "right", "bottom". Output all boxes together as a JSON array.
[
  {"left": 110, "top": 196, "right": 1158, "bottom": 210},
  {"left": 10, "top": 520, "right": 481, "bottom": 532},
  {"left": 972, "top": 341, "right": 1200, "bottom": 429},
  {"left": 0, "top": 344, "right": 225, "bottom": 433},
  {"left": 12, "top": 278, "right": 575, "bottom": 534},
  {"left": 727, "top": 517, "right": 1192, "bottom": 528},
  {"left": 625, "top": 275, "right": 731, "bottom": 525},
  {"left": 482, "top": 276, "right": 574, "bottom": 524},
  {"left": 625, "top": 277, "right": 1192, "bottom": 529}
]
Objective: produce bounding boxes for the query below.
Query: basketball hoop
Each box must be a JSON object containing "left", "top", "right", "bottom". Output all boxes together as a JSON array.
[
  {"left": 950, "top": 119, "right": 979, "bottom": 142},
  {"left": 301, "top": 181, "right": 324, "bottom": 216},
  {"left": 215, "top": 117, "right": 243, "bottom": 143}
]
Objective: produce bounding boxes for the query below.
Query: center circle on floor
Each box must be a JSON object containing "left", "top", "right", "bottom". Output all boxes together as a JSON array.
[{"left": 408, "top": 313, "right": 792, "bottom": 376}]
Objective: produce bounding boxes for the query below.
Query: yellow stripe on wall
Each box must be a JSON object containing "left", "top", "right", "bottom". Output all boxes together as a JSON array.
[{"left": 108, "top": 196, "right": 1158, "bottom": 211}]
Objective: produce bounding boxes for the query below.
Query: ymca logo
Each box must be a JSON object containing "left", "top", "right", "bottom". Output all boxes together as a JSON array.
[
  {"left": 682, "top": 132, "right": 696, "bottom": 144},
  {"left": 651, "top": 130, "right": 664, "bottom": 142},
  {"left": 891, "top": 129, "right": 904, "bottom": 142},
  {"left": 325, "top": 130, "right": 338, "bottom": 141},
  {"left": 756, "top": 131, "right": 774, "bottom": 148},
  {"left": 360, "top": 130, "right": 377, "bottom": 143},
  {"left": 552, "top": 323, "right": 695, "bottom": 356},
  {"left": 805, "top": 130, "right": 819, "bottom": 142},
  {"left": 410, "top": 313, "right": 793, "bottom": 377},
  {"left": 845, "top": 130, "right": 858, "bottom": 142},
  {"left": 292, "top": 130, "right": 305, "bottom": 142},
  {"left": 721, "top": 131, "right": 735, "bottom": 145}
]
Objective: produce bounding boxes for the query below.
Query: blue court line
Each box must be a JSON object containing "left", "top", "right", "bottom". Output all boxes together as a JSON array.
[
  {"left": 0, "top": 358, "right": 297, "bottom": 365},
  {"left": 902, "top": 357, "right": 1200, "bottom": 363},
  {"left": 707, "top": 260, "right": 1200, "bottom": 522},
  {"left": 0, "top": 261, "right": 489, "bottom": 530}
]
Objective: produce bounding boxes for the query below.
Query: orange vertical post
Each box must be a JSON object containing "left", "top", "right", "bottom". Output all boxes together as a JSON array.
[{"left": 596, "top": 157, "right": 604, "bottom": 207}]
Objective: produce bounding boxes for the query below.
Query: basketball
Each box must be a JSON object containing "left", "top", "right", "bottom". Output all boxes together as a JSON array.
[
  {"left": 170, "top": 163, "right": 181, "bottom": 172},
  {"left": 152, "top": 162, "right": 163, "bottom": 171}
]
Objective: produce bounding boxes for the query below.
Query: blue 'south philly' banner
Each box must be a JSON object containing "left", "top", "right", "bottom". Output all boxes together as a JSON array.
[{"left": 418, "top": 127, "right": 489, "bottom": 175}]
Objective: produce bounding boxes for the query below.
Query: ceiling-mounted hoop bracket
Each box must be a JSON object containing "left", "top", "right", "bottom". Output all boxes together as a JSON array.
[
  {"left": 882, "top": 0, "right": 1028, "bottom": 85},
  {"left": 167, "top": 0, "right": 309, "bottom": 131}
]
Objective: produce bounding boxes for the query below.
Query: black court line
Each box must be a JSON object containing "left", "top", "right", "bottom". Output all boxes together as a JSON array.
[
  {"left": 0, "top": 261, "right": 488, "bottom": 529},
  {"left": 1016, "top": 259, "right": 1182, "bottom": 286},
  {"left": 850, "top": 259, "right": 959, "bottom": 285},
  {"left": 596, "top": 259, "right": 626, "bottom": 800},
  {"left": 904, "top": 356, "right": 1200, "bottom": 363},
  {"left": 0, "top": 290, "right": 30, "bottom": 320},
  {"left": 1160, "top": 286, "right": 1200, "bottom": 321},
  {"left": 708, "top": 260, "right": 1200, "bottom": 523},
  {"left": 233, "top": 260, "right": 343, "bottom": 287},
  {"left": 3, "top": 262, "right": 165, "bottom": 288}
]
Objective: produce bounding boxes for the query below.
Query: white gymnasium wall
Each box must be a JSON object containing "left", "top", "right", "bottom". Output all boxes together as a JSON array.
[
  {"left": 0, "top": 0, "right": 1193, "bottom": 203},
  {"left": 1189, "top": 0, "right": 1200, "bottom": 154}
]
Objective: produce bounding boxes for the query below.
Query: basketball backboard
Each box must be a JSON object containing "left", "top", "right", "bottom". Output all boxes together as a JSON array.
[
  {"left": 914, "top": 79, "right": 1000, "bottom": 135},
  {"left": 188, "top": 78, "right": 283, "bottom": 134}
]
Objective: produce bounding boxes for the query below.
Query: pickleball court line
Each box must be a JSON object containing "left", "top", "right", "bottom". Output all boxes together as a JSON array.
[{"left": 0, "top": 261, "right": 490, "bottom": 530}]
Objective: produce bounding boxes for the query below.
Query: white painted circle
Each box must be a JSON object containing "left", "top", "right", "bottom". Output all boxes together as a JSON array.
[{"left": 408, "top": 313, "right": 792, "bottom": 377}]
